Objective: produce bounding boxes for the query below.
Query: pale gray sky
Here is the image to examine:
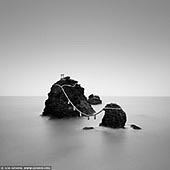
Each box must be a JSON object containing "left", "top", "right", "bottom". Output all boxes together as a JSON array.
[{"left": 0, "top": 0, "right": 170, "bottom": 96}]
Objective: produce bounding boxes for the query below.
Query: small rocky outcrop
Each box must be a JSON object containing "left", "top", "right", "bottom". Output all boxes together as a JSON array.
[
  {"left": 88, "top": 94, "right": 102, "bottom": 105},
  {"left": 42, "top": 76, "right": 95, "bottom": 118},
  {"left": 82, "top": 127, "right": 95, "bottom": 130},
  {"left": 99, "top": 103, "right": 127, "bottom": 128},
  {"left": 130, "top": 124, "right": 142, "bottom": 130}
]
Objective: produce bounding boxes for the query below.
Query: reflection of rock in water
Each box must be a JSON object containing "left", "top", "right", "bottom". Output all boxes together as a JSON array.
[
  {"left": 100, "top": 103, "right": 127, "bottom": 128},
  {"left": 42, "top": 76, "right": 95, "bottom": 118}
]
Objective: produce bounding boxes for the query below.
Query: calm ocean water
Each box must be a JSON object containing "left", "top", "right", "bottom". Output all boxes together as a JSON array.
[{"left": 0, "top": 96, "right": 170, "bottom": 170}]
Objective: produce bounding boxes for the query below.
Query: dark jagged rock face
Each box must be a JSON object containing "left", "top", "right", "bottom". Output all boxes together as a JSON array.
[
  {"left": 100, "top": 103, "right": 127, "bottom": 128},
  {"left": 42, "top": 76, "right": 95, "bottom": 118},
  {"left": 88, "top": 94, "right": 102, "bottom": 105}
]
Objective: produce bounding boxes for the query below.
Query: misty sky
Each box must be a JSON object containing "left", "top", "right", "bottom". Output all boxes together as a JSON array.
[{"left": 0, "top": 0, "right": 170, "bottom": 96}]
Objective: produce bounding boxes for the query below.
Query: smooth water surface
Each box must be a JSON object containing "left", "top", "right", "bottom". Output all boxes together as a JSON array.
[{"left": 0, "top": 96, "right": 170, "bottom": 170}]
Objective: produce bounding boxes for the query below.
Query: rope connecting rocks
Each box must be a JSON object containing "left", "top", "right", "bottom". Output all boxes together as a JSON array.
[{"left": 55, "top": 84, "right": 122, "bottom": 120}]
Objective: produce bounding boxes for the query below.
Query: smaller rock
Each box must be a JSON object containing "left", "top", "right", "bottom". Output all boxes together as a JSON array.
[
  {"left": 88, "top": 94, "right": 102, "bottom": 105},
  {"left": 130, "top": 124, "right": 142, "bottom": 130},
  {"left": 100, "top": 103, "right": 127, "bottom": 128},
  {"left": 82, "top": 127, "right": 95, "bottom": 130}
]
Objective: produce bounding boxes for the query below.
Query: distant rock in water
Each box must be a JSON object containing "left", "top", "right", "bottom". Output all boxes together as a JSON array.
[
  {"left": 82, "top": 127, "right": 95, "bottom": 130},
  {"left": 130, "top": 124, "right": 142, "bottom": 130},
  {"left": 99, "top": 103, "right": 127, "bottom": 128},
  {"left": 88, "top": 94, "right": 102, "bottom": 105},
  {"left": 42, "top": 76, "right": 95, "bottom": 118}
]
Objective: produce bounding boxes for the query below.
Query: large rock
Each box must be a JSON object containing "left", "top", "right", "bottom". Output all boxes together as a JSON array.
[
  {"left": 88, "top": 94, "right": 102, "bottom": 105},
  {"left": 42, "top": 76, "right": 95, "bottom": 118},
  {"left": 99, "top": 103, "right": 127, "bottom": 128}
]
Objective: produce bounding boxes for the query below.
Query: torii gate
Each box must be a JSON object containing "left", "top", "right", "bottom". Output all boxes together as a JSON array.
[{"left": 60, "top": 74, "right": 64, "bottom": 79}]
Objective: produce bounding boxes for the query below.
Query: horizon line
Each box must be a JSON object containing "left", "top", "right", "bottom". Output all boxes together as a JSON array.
[{"left": 0, "top": 95, "right": 169, "bottom": 97}]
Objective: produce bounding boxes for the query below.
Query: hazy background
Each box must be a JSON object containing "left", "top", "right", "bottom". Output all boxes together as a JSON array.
[{"left": 0, "top": 0, "right": 170, "bottom": 96}]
